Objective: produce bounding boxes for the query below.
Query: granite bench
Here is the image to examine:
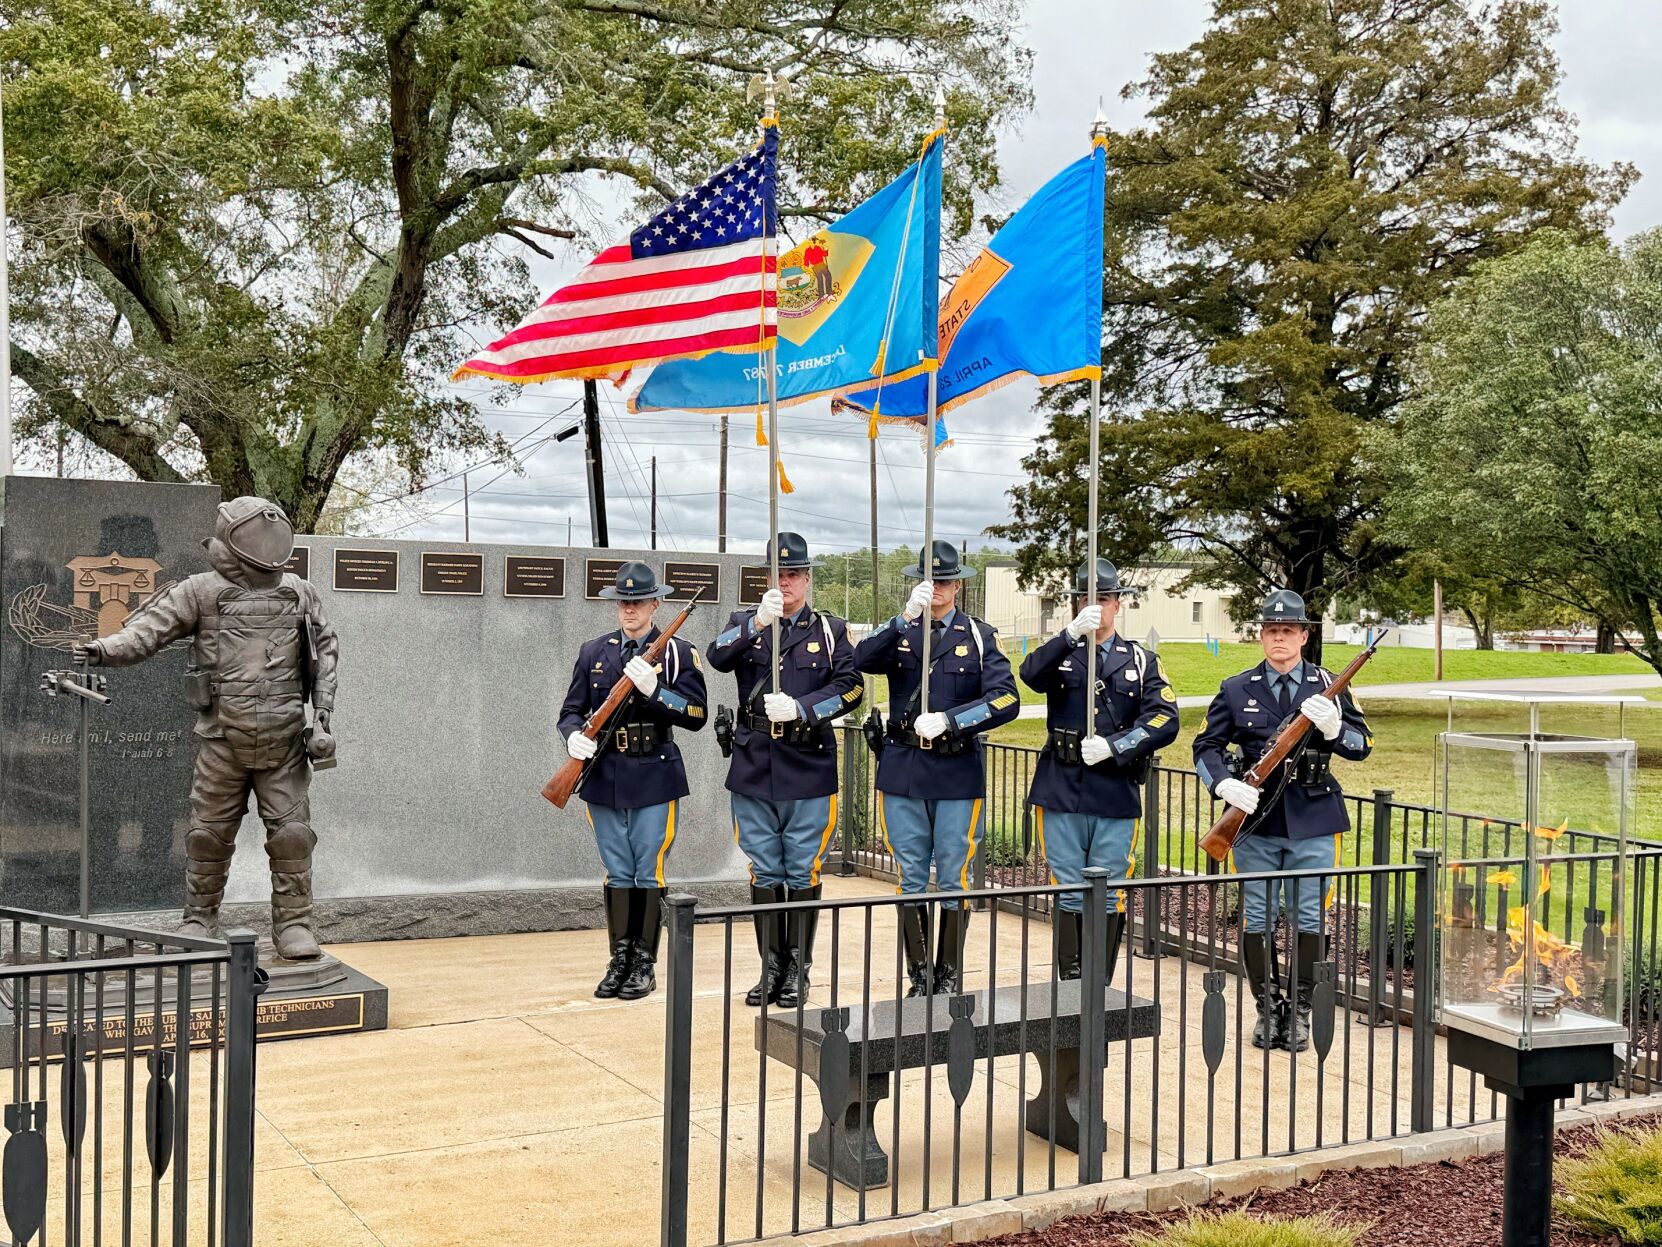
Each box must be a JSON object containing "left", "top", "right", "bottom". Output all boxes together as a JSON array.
[{"left": 755, "top": 980, "right": 1161, "bottom": 1188}]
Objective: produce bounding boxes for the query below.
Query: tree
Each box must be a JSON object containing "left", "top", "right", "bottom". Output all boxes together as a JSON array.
[
  {"left": 991, "top": 0, "right": 1630, "bottom": 660},
  {"left": 3, "top": 0, "right": 1030, "bottom": 530},
  {"left": 1378, "top": 228, "right": 1662, "bottom": 676}
]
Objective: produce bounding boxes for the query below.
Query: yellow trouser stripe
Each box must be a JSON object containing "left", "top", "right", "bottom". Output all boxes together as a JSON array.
[
  {"left": 586, "top": 806, "right": 607, "bottom": 885},
  {"left": 1324, "top": 833, "right": 1341, "bottom": 912},
  {"left": 809, "top": 796, "right": 839, "bottom": 887},
  {"left": 1118, "top": 818, "right": 1143, "bottom": 914},
  {"left": 959, "top": 799, "right": 984, "bottom": 892},
  {"left": 1033, "top": 806, "right": 1058, "bottom": 885},
  {"left": 878, "top": 793, "right": 901, "bottom": 894},
  {"left": 654, "top": 800, "right": 678, "bottom": 887}
]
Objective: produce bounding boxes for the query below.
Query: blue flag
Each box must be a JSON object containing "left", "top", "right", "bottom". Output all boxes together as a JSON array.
[
  {"left": 631, "top": 130, "right": 943, "bottom": 414},
  {"left": 841, "top": 144, "right": 1106, "bottom": 425}
]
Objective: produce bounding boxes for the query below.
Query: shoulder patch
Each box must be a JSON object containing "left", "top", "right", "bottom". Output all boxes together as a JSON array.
[
  {"left": 1161, "top": 685, "right": 1177, "bottom": 704},
  {"left": 691, "top": 646, "right": 702, "bottom": 670}
]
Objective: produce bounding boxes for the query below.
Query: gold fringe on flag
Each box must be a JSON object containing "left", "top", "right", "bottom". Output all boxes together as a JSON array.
[{"left": 755, "top": 406, "right": 767, "bottom": 447}]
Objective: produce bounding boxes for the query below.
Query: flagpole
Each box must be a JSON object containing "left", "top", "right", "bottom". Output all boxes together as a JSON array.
[
  {"left": 1086, "top": 109, "right": 1109, "bottom": 732},
  {"left": 919, "top": 86, "right": 946, "bottom": 716},
  {"left": 759, "top": 69, "right": 784, "bottom": 693}
]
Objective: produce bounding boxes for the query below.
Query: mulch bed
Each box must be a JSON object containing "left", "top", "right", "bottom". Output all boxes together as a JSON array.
[{"left": 979, "top": 1112, "right": 1662, "bottom": 1246}]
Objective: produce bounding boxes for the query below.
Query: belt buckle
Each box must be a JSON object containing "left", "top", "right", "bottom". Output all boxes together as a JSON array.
[
  {"left": 615, "top": 729, "right": 630, "bottom": 752},
  {"left": 770, "top": 720, "right": 786, "bottom": 740},
  {"left": 918, "top": 734, "right": 933, "bottom": 751}
]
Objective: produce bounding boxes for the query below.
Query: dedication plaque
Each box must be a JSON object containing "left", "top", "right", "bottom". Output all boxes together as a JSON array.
[
  {"left": 283, "top": 546, "right": 311, "bottom": 579},
  {"left": 738, "top": 566, "right": 770, "bottom": 606},
  {"left": 664, "top": 560, "right": 720, "bottom": 603},
  {"left": 420, "top": 551, "right": 485, "bottom": 596},
  {"left": 333, "top": 548, "right": 400, "bottom": 593},
  {"left": 504, "top": 555, "right": 566, "bottom": 599},
  {"left": 584, "top": 557, "right": 629, "bottom": 599}
]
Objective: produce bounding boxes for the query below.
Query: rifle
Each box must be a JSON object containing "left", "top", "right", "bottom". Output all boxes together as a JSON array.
[
  {"left": 541, "top": 589, "right": 708, "bottom": 809},
  {"left": 1199, "top": 631, "right": 1388, "bottom": 863}
]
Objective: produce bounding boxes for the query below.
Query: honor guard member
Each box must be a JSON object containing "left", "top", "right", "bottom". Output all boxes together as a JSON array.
[
  {"left": 559, "top": 561, "right": 709, "bottom": 1002},
  {"left": 707, "top": 533, "right": 863, "bottom": 1009},
  {"left": 854, "top": 540, "right": 1020, "bottom": 997},
  {"left": 1019, "top": 559, "right": 1179, "bottom": 983},
  {"left": 1192, "top": 589, "right": 1372, "bottom": 1052}
]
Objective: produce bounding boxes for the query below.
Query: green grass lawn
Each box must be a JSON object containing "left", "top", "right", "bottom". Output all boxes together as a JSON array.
[{"left": 995, "top": 638, "right": 1653, "bottom": 703}]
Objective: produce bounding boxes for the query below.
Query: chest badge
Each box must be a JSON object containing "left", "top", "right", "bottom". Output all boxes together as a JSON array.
[
  {"left": 1246, "top": 698, "right": 1258, "bottom": 708},
  {"left": 806, "top": 641, "right": 821, "bottom": 654},
  {"left": 955, "top": 644, "right": 969, "bottom": 657},
  {"left": 1123, "top": 669, "right": 1139, "bottom": 681}
]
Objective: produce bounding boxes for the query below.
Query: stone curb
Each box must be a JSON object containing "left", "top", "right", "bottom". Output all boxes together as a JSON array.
[{"left": 775, "top": 1094, "right": 1662, "bottom": 1245}]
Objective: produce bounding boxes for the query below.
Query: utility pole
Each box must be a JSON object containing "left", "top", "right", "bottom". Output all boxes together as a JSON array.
[
  {"left": 717, "top": 415, "right": 729, "bottom": 552},
  {"left": 1434, "top": 578, "right": 1445, "bottom": 681},
  {"left": 567, "top": 516, "right": 572, "bottom": 546},
  {"left": 583, "top": 380, "right": 610, "bottom": 547},
  {"left": 650, "top": 455, "right": 658, "bottom": 550},
  {"left": 462, "top": 471, "right": 471, "bottom": 542}
]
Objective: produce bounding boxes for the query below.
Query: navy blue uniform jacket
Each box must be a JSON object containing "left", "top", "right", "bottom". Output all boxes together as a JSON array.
[
  {"left": 705, "top": 607, "right": 863, "bottom": 801},
  {"left": 1191, "top": 662, "right": 1372, "bottom": 840},
  {"left": 853, "top": 610, "right": 1021, "bottom": 801},
  {"left": 1019, "top": 630, "right": 1180, "bottom": 818},
  {"left": 557, "top": 626, "right": 709, "bottom": 810}
]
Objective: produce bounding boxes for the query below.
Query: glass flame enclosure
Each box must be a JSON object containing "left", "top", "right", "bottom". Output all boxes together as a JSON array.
[{"left": 1436, "top": 694, "right": 1635, "bottom": 1050}]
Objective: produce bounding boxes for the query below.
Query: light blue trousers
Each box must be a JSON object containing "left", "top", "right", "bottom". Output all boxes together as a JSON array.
[
  {"left": 877, "top": 794, "right": 983, "bottom": 904},
  {"left": 732, "top": 793, "right": 838, "bottom": 890},
  {"left": 1232, "top": 833, "right": 1339, "bottom": 932},
  {"left": 1034, "top": 808, "right": 1139, "bottom": 913},
  {"left": 587, "top": 800, "right": 678, "bottom": 889}
]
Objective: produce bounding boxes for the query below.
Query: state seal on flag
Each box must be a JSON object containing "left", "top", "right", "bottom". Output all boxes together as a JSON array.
[{"left": 777, "top": 230, "right": 873, "bottom": 343}]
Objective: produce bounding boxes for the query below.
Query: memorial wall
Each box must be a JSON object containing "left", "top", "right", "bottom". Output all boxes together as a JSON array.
[{"left": 2, "top": 477, "right": 762, "bottom": 938}]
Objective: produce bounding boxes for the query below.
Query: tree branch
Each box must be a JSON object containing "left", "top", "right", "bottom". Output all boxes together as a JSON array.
[{"left": 10, "top": 344, "right": 184, "bottom": 483}]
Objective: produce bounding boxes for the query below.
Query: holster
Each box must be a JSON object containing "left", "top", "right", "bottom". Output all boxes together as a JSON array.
[
  {"left": 183, "top": 666, "right": 215, "bottom": 713},
  {"left": 714, "top": 706, "right": 735, "bottom": 758},
  {"left": 861, "top": 708, "right": 886, "bottom": 758},
  {"left": 613, "top": 722, "right": 664, "bottom": 756}
]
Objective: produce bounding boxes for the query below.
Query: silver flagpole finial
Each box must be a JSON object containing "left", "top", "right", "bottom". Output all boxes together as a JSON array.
[
  {"left": 933, "top": 85, "right": 947, "bottom": 129},
  {"left": 1091, "top": 107, "right": 1109, "bottom": 140}
]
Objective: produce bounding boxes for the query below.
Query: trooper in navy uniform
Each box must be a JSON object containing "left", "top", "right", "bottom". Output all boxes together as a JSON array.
[
  {"left": 559, "top": 561, "right": 708, "bottom": 1002},
  {"left": 707, "top": 533, "right": 863, "bottom": 1009},
  {"left": 1192, "top": 589, "right": 1372, "bottom": 1051},
  {"left": 1020, "top": 558, "right": 1179, "bottom": 983},
  {"left": 854, "top": 540, "right": 1020, "bottom": 997}
]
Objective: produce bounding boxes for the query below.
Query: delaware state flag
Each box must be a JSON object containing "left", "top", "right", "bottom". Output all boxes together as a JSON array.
[
  {"left": 841, "top": 143, "right": 1105, "bottom": 421},
  {"left": 632, "top": 129, "right": 943, "bottom": 413}
]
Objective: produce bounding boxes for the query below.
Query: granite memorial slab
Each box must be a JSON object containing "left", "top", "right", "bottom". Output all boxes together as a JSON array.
[{"left": 1, "top": 476, "right": 221, "bottom": 913}]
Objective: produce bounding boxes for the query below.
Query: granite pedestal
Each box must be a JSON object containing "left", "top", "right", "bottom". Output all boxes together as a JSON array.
[{"left": 757, "top": 981, "right": 1161, "bottom": 1188}]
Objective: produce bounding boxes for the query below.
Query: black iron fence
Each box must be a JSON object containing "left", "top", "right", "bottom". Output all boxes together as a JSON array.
[{"left": 0, "top": 909, "right": 263, "bottom": 1247}]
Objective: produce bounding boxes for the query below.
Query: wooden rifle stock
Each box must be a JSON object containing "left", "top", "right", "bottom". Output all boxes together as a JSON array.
[
  {"left": 1198, "top": 631, "right": 1388, "bottom": 863},
  {"left": 541, "top": 590, "right": 707, "bottom": 809}
]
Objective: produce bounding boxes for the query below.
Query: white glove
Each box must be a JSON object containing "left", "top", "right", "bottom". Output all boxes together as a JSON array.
[
  {"left": 1299, "top": 694, "right": 1342, "bottom": 741},
  {"left": 1080, "top": 735, "right": 1111, "bottom": 766},
  {"left": 625, "top": 655, "right": 658, "bottom": 696},
  {"left": 903, "top": 580, "right": 934, "bottom": 622},
  {"left": 764, "top": 692, "right": 801, "bottom": 723},
  {"left": 1216, "top": 778, "right": 1260, "bottom": 814},
  {"left": 755, "top": 588, "right": 786, "bottom": 629},
  {"left": 567, "top": 731, "right": 597, "bottom": 761},
  {"left": 914, "top": 711, "right": 949, "bottom": 741},
  {"left": 1067, "top": 604, "right": 1103, "bottom": 641}
]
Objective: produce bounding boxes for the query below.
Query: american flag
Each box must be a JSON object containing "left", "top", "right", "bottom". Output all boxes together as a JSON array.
[{"left": 454, "top": 127, "right": 779, "bottom": 384}]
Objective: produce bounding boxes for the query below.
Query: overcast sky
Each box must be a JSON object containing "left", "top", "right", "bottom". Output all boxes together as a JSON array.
[{"left": 381, "top": 0, "right": 1661, "bottom": 559}]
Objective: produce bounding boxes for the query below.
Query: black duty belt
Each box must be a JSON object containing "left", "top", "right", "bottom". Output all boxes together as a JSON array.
[
  {"left": 612, "top": 722, "right": 667, "bottom": 756},
  {"left": 887, "top": 724, "right": 970, "bottom": 756},
  {"left": 742, "top": 711, "right": 826, "bottom": 748}
]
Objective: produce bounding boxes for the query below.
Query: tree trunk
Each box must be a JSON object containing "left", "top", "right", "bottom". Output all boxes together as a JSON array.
[
  {"left": 1459, "top": 605, "right": 1495, "bottom": 650},
  {"left": 1595, "top": 621, "right": 1616, "bottom": 654}
]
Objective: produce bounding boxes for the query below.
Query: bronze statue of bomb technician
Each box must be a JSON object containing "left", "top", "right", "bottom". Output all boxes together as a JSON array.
[{"left": 75, "top": 497, "right": 339, "bottom": 959}]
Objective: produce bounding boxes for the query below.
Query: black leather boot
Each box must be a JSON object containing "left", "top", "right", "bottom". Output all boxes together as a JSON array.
[
  {"left": 933, "top": 907, "right": 969, "bottom": 995},
  {"left": 775, "top": 886, "right": 821, "bottom": 1008},
  {"left": 618, "top": 889, "right": 663, "bottom": 1001},
  {"left": 1284, "top": 932, "right": 1325, "bottom": 1053},
  {"left": 1054, "top": 910, "right": 1083, "bottom": 981},
  {"left": 901, "top": 904, "right": 932, "bottom": 998},
  {"left": 1242, "top": 933, "right": 1281, "bottom": 1050},
  {"left": 745, "top": 885, "right": 787, "bottom": 1007},
  {"left": 595, "top": 887, "right": 634, "bottom": 999},
  {"left": 1103, "top": 912, "right": 1128, "bottom": 986}
]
